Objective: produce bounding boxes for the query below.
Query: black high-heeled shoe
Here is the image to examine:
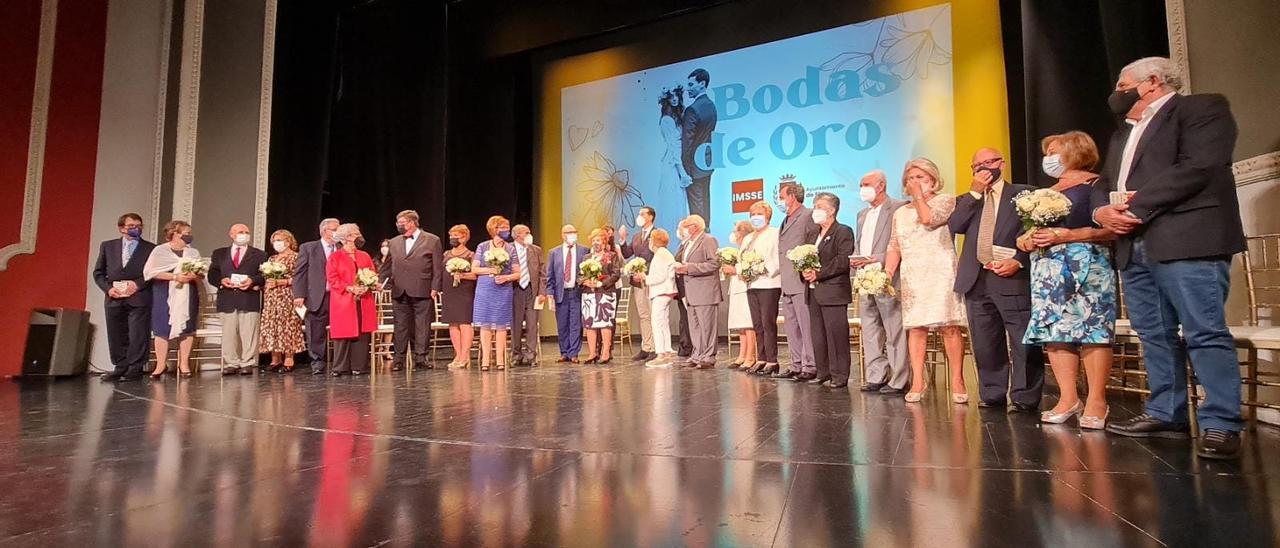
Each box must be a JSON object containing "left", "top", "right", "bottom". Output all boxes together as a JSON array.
[
  {"left": 583, "top": 355, "right": 599, "bottom": 364},
  {"left": 599, "top": 357, "right": 612, "bottom": 365},
  {"left": 267, "top": 363, "right": 284, "bottom": 373},
  {"left": 746, "top": 362, "right": 764, "bottom": 374},
  {"left": 758, "top": 363, "right": 779, "bottom": 376},
  {"left": 149, "top": 368, "right": 168, "bottom": 380}
]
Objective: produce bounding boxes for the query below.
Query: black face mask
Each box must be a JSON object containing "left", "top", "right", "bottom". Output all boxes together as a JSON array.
[
  {"left": 448, "top": 237, "right": 461, "bottom": 248},
  {"left": 354, "top": 237, "right": 366, "bottom": 248},
  {"left": 977, "top": 166, "right": 1002, "bottom": 183},
  {"left": 180, "top": 235, "right": 194, "bottom": 245},
  {"left": 1108, "top": 86, "right": 1141, "bottom": 116}
]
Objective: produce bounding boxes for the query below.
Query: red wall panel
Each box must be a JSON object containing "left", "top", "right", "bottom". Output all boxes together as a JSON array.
[{"left": 0, "top": 0, "right": 109, "bottom": 376}]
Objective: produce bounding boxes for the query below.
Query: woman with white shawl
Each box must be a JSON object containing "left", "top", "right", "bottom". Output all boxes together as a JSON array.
[{"left": 142, "top": 220, "right": 205, "bottom": 378}]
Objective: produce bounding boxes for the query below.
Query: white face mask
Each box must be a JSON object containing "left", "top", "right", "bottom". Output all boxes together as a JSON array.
[
  {"left": 272, "top": 240, "right": 288, "bottom": 253},
  {"left": 522, "top": 234, "right": 533, "bottom": 246},
  {"left": 234, "top": 233, "right": 251, "bottom": 246},
  {"left": 1042, "top": 154, "right": 1066, "bottom": 178},
  {"left": 380, "top": 246, "right": 390, "bottom": 256},
  {"left": 859, "top": 186, "right": 877, "bottom": 202},
  {"left": 811, "top": 209, "right": 829, "bottom": 225},
  {"left": 635, "top": 215, "right": 647, "bottom": 227},
  {"left": 678, "top": 229, "right": 689, "bottom": 241},
  {"left": 749, "top": 214, "right": 767, "bottom": 229},
  {"left": 565, "top": 233, "right": 578, "bottom": 245}
]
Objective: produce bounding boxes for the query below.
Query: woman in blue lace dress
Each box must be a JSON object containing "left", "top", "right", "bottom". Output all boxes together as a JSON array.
[
  {"left": 1019, "top": 131, "right": 1118, "bottom": 430},
  {"left": 472, "top": 215, "right": 521, "bottom": 371}
]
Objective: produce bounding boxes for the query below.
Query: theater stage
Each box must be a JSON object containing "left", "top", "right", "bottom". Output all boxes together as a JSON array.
[{"left": 3, "top": 345, "right": 1279, "bottom": 547}]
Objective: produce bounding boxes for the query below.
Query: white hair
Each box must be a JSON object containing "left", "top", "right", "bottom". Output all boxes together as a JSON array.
[
  {"left": 865, "top": 169, "right": 888, "bottom": 187},
  {"left": 1121, "top": 56, "right": 1183, "bottom": 91},
  {"left": 318, "top": 217, "right": 340, "bottom": 235},
  {"left": 333, "top": 223, "right": 360, "bottom": 245},
  {"left": 682, "top": 214, "right": 706, "bottom": 232}
]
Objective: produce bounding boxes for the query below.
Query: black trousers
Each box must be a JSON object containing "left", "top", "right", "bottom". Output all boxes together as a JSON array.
[
  {"left": 809, "top": 302, "right": 851, "bottom": 384},
  {"left": 747, "top": 288, "right": 782, "bottom": 363},
  {"left": 392, "top": 294, "right": 434, "bottom": 366},
  {"left": 676, "top": 297, "right": 694, "bottom": 357},
  {"left": 305, "top": 298, "right": 330, "bottom": 372},
  {"left": 511, "top": 285, "right": 540, "bottom": 362},
  {"left": 965, "top": 271, "right": 1044, "bottom": 406},
  {"left": 333, "top": 299, "right": 370, "bottom": 373},
  {"left": 685, "top": 175, "right": 712, "bottom": 227},
  {"left": 105, "top": 299, "right": 151, "bottom": 376}
]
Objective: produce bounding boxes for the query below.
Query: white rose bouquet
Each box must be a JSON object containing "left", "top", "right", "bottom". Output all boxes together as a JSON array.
[
  {"left": 786, "top": 244, "right": 820, "bottom": 288},
  {"left": 175, "top": 257, "right": 210, "bottom": 289},
  {"left": 1013, "top": 188, "right": 1073, "bottom": 233},
  {"left": 259, "top": 260, "right": 290, "bottom": 280},
  {"left": 715, "top": 247, "right": 740, "bottom": 266},
  {"left": 737, "top": 250, "right": 766, "bottom": 283},
  {"left": 623, "top": 257, "right": 648, "bottom": 276},
  {"left": 579, "top": 257, "right": 604, "bottom": 288},
  {"left": 483, "top": 246, "right": 510, "bottom": 278},
  {"left": 853, "top": 263, "right": 895, "bottom": 297},
  {"left": 355, "top": 268, "right": 380, "bottom": 293},
  {"left": 445, "top": 257, "right": 471, "bottom": 287}
]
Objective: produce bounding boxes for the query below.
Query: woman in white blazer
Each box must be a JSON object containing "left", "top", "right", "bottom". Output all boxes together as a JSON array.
[
  {"left": 741, "top": 201, "right": 783, "bottom": 375},
  {"left": 643, "top": 229, "right": 678, "bottom": 367}
]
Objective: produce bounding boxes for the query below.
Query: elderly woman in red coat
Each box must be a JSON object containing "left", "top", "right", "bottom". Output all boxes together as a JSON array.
[{"left": 326, "top": 223, "right": 377, "bottom": 376}]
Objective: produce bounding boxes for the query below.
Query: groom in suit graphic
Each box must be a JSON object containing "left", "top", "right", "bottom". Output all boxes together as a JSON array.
[{"left": 681, "top": 68, "right": 717, "bottom": 227}]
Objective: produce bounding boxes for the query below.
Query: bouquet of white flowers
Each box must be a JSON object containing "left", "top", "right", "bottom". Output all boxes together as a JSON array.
[
  {"left": 786, "top": 244, "right": 820, "bottom": 288},
  {"left": 175, "top": 257, "right": 210, "bottom": 289},
  {"left": 623, "top": 257, "right": 648, "bottom": 276},
  {"left": 483, "top": 246, "right": 510, "bottom": 277},
  {"left": 445, "top": 257, "right": 471, "bottom": 287},
  {"left": 715, "top": 247, "right": 740, "bottom": 266},
  {"left": 852, "top": 263, "right": 895, "bottom": 297},
  {"left": 259, "top": 260, "right": 290, "bottom": 280},
  {"left": 355, "top": 268, "right": 380, "bottom": 293},
  {"left": 579, "top": 257, "right": 604, "bottom": 288},
  {"left": 737, "top": 250, "right": 766, "bottom": 283},
  {"left": 1013, "top": 188, "right": 1073, "bottom": 233}
]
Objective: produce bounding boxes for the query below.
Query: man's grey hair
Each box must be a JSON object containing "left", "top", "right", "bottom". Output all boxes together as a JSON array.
[
  {"left": 333, "top": 223, "right": 360, "bottom": 245},
  {"left": 318, "top": 217, "right": 340, "bottom": 234},
  {"left": 814, "top": 192, "right": 841, "bottom": 215},
  {"left": 865, "top": 169, "right": 888, "bottom": 187},
  {"left": 1121, "top": 56, "right": 1183, "bottom": 91}
]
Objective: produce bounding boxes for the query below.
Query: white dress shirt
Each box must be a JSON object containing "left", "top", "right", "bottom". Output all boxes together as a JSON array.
[
  {"left": 1116, "top": 91, "right": 1176, "bottom": 193},
  {"left": 404, "top": 229, "right": 420, "bottom": 255},
  {"left": 858, "top": 203, "right": 883, "bottom": 256}
]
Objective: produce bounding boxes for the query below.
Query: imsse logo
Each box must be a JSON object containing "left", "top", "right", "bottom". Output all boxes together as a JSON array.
[{"left": 731, "top": 179, "right": 764, "bottom": 213}]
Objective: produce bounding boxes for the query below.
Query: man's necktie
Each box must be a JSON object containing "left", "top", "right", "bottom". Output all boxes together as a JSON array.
[
  {"left": 124, "top": 240, "right": 135, "bottom": 263},
  {"left": 977, "top": 189, "right": 997, "bottom": 264},
  {"left": 564, "top": 246, "right": 573, "bottom": 286},
  {"left": 519, "top": 246, "right": 530, "bottom": 289},
  {"left": 233, "top": 247, "right": 243, "bottom": 268}
]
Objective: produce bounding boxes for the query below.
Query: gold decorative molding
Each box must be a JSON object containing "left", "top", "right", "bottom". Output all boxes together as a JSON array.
[
  {"left": 253, "top": 0, "right": 277, "bottom": 242},
  {"left": 0, "top": 0, "right": 58, "bottom": 270},
  {"left": 148, "top": 0, "right": 174, "bottom": 241},
  {"left": 171, "top": 0, "right": 204, "bottom": 223},
  {"left": 1165, "top": 0, "right": 1192, "bottom": 93},
  {"left": 1235, "top": 151, "right": 1280, "bottom": 187}
]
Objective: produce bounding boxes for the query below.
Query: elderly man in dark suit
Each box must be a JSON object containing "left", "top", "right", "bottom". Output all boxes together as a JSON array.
[
  {"left": 293, "top": 218, "right": 339, "bottom": 375},
  {"left": 950, "top": 147, "right": 1045, "bottom": 412},
  {"left": 93, "top": 213, "right": 156, "bottom": 382},
  {"left": 674, "top": 214, "right": 721, "bottom": 369},
  {"left": 209, "top": 223, "right": 268, "bottom": 375},
  {"left": 510, "top": 224, "right": 547, "bottom": 366},
  {"left": 382, "top": 209, "right": 445, "bottom": 371},
  {"left": 681, "top": 68, "right": 718, "bottom": 226},
  {"left": 618, "top": 206, "right": 658, "bottom": 362},
  {"left": 1092, "top": 57, "right": 1245, "bottom": 459},
  {"left": 850, "top": 171, "right": 910, "bottom": 393}
]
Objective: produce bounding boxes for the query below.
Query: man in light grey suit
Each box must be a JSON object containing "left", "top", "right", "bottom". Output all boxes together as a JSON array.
[
  {"left": 773, "top": 177, "right": 822, "bottom": 381},
  {"left": 674, "top": 215, "right": 721, "bottom": 369},
  {"left": 850, "top": 170, "right": 910, "bottom": 393}
]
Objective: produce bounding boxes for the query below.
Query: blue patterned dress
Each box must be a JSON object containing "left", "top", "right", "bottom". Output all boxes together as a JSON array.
[
  {"left": 472, "top": 240, "right": 514, "bottom": 330},
  {"left": 1023, "top": 182, "right": 1117, "bottom": 345}
]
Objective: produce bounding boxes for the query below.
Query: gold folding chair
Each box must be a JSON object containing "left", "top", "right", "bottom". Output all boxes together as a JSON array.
[
  {"left": 1233, "top": 235, "right": 1280, "bottom": 422},
  {"left": 614, "top": 287, "right": 634, "bottom": 357},
  {"left": 370, "top": 289, "right": 396, "bottom": 370}
]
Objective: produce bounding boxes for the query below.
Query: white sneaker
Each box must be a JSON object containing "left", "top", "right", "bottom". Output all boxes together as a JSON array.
[{"left": 645, "top": 354, "right": 673, "bottom": 368}]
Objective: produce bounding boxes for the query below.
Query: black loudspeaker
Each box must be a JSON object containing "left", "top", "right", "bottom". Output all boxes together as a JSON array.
[{"left": 21, "top": 308, "right": 90, "bottom": 376}]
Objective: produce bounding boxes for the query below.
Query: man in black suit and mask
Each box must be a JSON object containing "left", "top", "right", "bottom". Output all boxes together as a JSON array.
[
  {"left": 681, "top": 68, "right": 718, "bottom": 226},
  {"left": 93, "top": 213, "right": 156, "bottom": 382},
  {"left": 1093, "top": 56, "right": 1245, "bottom": 459}
]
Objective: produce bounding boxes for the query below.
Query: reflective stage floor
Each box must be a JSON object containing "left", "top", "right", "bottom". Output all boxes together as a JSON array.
[{"left": 3, "top": 345, "right": 1279, "bottom": 547}]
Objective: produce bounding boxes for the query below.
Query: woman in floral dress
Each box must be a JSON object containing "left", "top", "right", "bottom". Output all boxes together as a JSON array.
[
  {"left": 885, "top": 157, "right": 969, "bottom": 404},
  {"left": 261, "top": 229, "right": 306, "bottom": 372},
  {"left": 1018, "top": 131, "right": 1117, "bottom": 429}
]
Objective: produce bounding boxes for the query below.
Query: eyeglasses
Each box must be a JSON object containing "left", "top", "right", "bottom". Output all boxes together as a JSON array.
[{"left": 970, "top": 157, "right": 1003, "bottom": 169}]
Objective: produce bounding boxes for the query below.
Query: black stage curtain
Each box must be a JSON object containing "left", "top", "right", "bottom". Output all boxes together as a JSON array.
[
  {"left": 1000, "top": 0, "right": 1168, "bottom": 187},
  {"left": 267, "top": 0, "right": 447, "bottom": 246}
]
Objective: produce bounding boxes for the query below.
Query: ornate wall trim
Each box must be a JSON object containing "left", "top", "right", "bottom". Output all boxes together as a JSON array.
[
  {"left": 253, "top": 0, "right": 277, "bottom": 242},
  {"left": 0, "top": 0, "right": 58, "bottom": 270},
  {"left": 1165, "top": 0, "right": 1192, "bottom": 93},
  {"left": 171, "top": 0, "right": 204, "bottom": 223},
  {"left": 1235, "top": 151, "right": 1280, "bottom": 187},
  {"left": 148, "top": 0, "right": 174, "bottom": 241}
]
